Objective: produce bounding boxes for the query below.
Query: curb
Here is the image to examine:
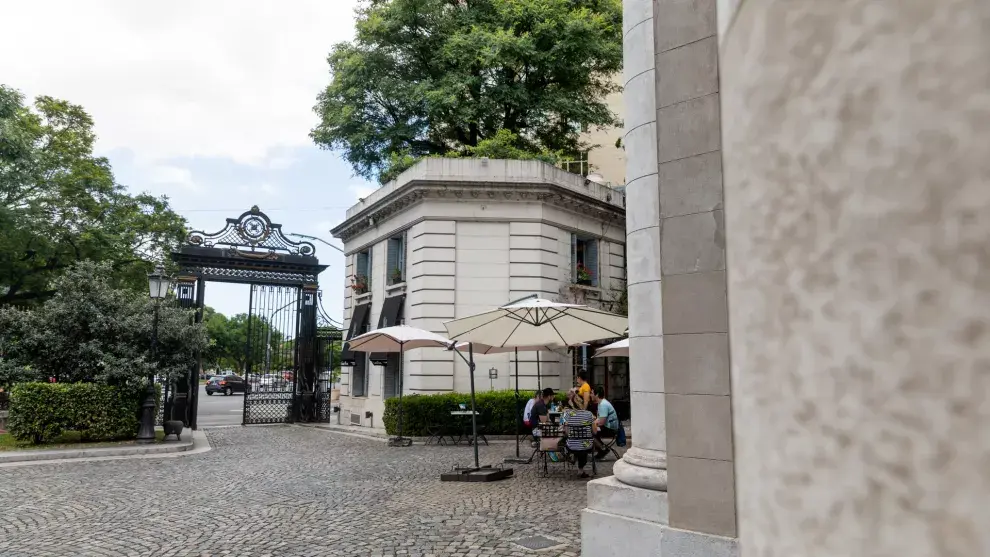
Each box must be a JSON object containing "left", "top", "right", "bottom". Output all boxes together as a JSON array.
[{"left": 0, "top": 429, "right": 212, "bottom": 468}]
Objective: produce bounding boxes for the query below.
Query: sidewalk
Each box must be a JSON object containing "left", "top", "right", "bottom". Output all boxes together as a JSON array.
[{"left": 0, "top": 429, "right": 211, "bottom": 467}]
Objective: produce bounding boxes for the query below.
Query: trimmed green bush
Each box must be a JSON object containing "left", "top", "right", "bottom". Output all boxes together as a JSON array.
[
  {"left": 6, "top": 382, "right": 154, "bottom": 444},
  {"left": 382, "top": 389, "right": 567, "bottom": 436}
]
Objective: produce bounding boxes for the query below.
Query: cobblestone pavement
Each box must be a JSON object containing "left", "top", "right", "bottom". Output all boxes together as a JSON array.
[{"left": 0, "top": 426, "right": 614, "bottom": 556}]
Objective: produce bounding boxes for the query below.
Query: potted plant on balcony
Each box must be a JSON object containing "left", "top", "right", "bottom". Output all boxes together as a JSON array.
[
  {"left": 389, "top": 268, "right": 403, "bottom": 285},
  {"left": 575, "top": 263, "right": 593, "bottom": 286},
  {"left": 350, "top": 274, "right": 369, "bottom": 295}
]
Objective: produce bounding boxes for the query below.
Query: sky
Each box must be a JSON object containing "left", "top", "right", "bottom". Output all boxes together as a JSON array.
[{"left": 0, "top": 0, "right": 380, "bottom": 323}]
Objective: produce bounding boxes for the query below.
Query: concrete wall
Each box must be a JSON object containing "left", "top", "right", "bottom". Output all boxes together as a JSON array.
[
  {"left": 721, "top": 1, "right": 990, "bottom": 556},
  {"left": 584, "top": 73, "right": 626, "bottom": 187}
]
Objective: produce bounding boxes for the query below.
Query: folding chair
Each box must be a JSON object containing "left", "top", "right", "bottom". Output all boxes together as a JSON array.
[{"left": 537, "top": 423, "right": 566, "bottom": 477}]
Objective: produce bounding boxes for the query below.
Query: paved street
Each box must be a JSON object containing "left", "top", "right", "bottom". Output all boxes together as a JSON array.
[
  {"left": 197, "top": 385, "right": 245, "bottom": 427},
  {"left": 0, "top": 426, "right": 610, "bottom": 556}
]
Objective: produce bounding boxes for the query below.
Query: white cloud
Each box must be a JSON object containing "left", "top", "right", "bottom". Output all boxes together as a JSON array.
[
  {"left": 147, "top": 165, "right": 198, "bottom": 191},
  {"left": 0, "top": 0, "right": 361, "bottom": 165}
]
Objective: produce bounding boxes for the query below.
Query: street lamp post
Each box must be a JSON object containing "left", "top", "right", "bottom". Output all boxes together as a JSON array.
[{"left": 137, "top": 265, "right": 171, "bottom": 445}]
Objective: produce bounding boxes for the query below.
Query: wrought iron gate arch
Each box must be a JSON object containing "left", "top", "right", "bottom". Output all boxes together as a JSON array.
[{"left": 170, "top": 206, "right": 341, "bottom": 427}]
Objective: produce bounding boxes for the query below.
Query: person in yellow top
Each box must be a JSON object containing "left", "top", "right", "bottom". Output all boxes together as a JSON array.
[{"left": 576, "top": 371, "right": 592, "bottom": 411}]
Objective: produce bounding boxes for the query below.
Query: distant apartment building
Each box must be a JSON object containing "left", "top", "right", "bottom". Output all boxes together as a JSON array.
[{"left": 330, "top": 158, "right": 627, "bottom": 430}]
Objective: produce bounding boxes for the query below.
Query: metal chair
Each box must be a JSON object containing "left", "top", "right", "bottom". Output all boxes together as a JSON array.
[
  {"left": 425, "top": 417, "right": 449, "bottom": 446},
  {"left": 537, "top": 423, "right": 567, "bottom": 477}
]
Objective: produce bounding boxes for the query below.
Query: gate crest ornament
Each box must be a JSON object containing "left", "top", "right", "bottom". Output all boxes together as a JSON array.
[
  {"left": 186, "top": 205, "right": 316, "bottom": 257},
  {"left": 173, "top": 206, "right": 326, "bottom": 286}
]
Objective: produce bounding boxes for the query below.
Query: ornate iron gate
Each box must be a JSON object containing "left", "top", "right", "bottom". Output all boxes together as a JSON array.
[
  {"left": 170, "top": 206, "right": 331, "bottom": 428},
  {"left": 243, "top": 284, "right": 301, "bottom": 424}
]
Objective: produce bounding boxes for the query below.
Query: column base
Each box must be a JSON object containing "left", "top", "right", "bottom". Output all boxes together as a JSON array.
[{"left": 583, "top": 476, "right": 739, "bottom": 557}]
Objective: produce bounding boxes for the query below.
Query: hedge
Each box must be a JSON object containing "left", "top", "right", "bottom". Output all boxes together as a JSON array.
[
  {"left": 6, "top": 382, "right": 156, "bottom": 444},
  {"left": 382, "top": 389, "right": 567, "bottom": 436}
]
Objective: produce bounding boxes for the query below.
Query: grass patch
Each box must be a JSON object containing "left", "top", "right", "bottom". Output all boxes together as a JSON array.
[{"left": 0, "top": 430, "right": 166, "bottom": 452}]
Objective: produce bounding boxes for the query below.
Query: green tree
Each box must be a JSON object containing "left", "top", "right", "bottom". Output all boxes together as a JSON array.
[
  {"left": 203, "top": 310, "right": 287, "bottom": 374},
  {"left": 0, "top": 261, "right": 208, "bottom": 386},
  {"left": 312, "top": 0, "right": 623, "bottom": 183},
  {"left": 0, "top": 86, "right": 187, "bottom": 306}
]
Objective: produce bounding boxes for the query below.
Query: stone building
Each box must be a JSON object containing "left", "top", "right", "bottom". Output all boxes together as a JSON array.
[
  {"left": 331, "top": 158, "right": 627, "bottom": 430},
  {"left": 582, "top": 1, "right": 989, "bottom": 557}
]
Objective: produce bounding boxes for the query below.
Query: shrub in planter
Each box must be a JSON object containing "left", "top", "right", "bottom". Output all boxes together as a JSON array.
[
  {"left": 382, "top": 389, "right": 567, "bottom": 436},
  {"left": 6, "top": 382, "right": 156, "bottom": 444}
]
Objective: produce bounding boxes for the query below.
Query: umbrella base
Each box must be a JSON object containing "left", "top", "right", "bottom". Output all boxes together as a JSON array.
[
  {"left": 441, "top": 465, "right": 514, "bottom": 482},
  {"left": 503, "top": 457, "right": 533, "bottom": 464},
  {"left": 388, "top": 436, "right": 413, "bottom": 447}
]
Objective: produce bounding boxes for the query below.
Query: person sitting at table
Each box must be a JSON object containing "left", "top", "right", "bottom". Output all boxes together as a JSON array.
[
  {"left": 523, "top": 390, "right": 540, "bottom": 430},
  {"left": 591, "top": 386, "right": 620, "bottom": 459},
  {"left": 531, "top": 388, "right": 554, "bottom": 439},
  {"left": 563, "top": 405, "right": 597, "bottom": 478}
]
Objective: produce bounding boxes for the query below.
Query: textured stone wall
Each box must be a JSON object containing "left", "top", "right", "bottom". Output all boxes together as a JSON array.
[{"left": 721, "top": 1, "right": 990, "bottom": 555}]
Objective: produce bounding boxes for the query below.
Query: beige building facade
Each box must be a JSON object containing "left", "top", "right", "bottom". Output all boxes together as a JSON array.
[
  {"left": 331, "top": 158, "right": 626, "bottom": 430},
  {"left": 583, "top": 1, "right": 989, "bottom": 556}
]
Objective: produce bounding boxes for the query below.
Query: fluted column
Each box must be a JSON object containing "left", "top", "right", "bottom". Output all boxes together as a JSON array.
[{"left": 617, "top": 0, "right": 668, "bottom": 493}]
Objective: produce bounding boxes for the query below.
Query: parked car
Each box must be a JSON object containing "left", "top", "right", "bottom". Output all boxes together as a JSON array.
[
  {"left": 205, "top": 375, "right": 246, "bottom": 396},
  {"left": 206, "top": 370, "right": 236, "bottom": 382}
]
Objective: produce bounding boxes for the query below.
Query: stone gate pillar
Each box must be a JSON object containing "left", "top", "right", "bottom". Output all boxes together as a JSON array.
[
  {"left": 721, "top": 1, "right": 990, "bottom": 556},
  {"left": 582, "top": 0, "right": 738, "bottom": 554}
]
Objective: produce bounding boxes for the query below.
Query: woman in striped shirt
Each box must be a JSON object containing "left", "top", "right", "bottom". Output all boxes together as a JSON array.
[{"left": 563, "top": 407, "right": 597, "bottom": 478}]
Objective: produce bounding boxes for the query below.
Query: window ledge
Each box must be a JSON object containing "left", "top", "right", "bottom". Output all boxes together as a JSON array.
[
  {"left": 354, "top": 291, "right": 372, "bottom": 302},
  {"left": 569, "top": 283, "right": 602, "bottom": 294},
  {"left": 385, "top": 281, "right": 407, "bottom": 292}
]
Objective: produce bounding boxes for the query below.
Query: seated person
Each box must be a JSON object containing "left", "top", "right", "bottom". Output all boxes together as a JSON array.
[
  {"left": 591, "top": 386, "right": 620, "bottom": 459},
  {"left": 531, "top": 388, "right": 554, "bottom": 438},
  {"left": 563, "top": 405, "right": 597, "bottom": 478},
  {"left": 522, "top": 390, "right": 540, "bottom": 429}
]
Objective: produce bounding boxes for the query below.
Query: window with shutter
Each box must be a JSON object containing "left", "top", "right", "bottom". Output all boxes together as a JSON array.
[
  {"left": 386, "top": 235, "right": 405, "bottom": 285},
  {"left": 585, "top": 239, "right": 599, "bottom": 287},
  {"left": 353, "top": 249, "right": 372, "bottom": 294},
  {"left": 572, "top": 233, "right": 599, "bottom": 287}
]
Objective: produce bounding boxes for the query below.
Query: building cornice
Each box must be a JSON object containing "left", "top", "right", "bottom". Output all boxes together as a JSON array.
[{"left": 331, "top": 180, "right": 625, "bottom": 243}]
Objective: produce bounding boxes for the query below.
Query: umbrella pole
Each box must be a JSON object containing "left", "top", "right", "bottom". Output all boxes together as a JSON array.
[
  {"left": 537, "top": 351, "right": 541, "bottom": 391},
  {"left": 515, "top": 348, "right": 520, "bottom": 458},
  {"left": 389, "top": 341, "right": 411, "bottom": 447},
  {"left": 398, "top": 344, "right": 405, "bottom": 441},
  {"left": 469, "top": 342, "right": 480, "bottom": 470}
]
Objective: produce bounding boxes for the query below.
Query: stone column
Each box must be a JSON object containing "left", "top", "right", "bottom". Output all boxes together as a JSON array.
[
  {"left": 582, "top": 0, "right": 739, "bottom": 554},
  {"left": 721, "top": 1, "right": 990, "bottom": 556}
]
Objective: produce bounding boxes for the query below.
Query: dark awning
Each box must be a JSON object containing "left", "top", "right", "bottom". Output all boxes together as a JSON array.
[
  {"left": 340, "top": 303, "right": 371, "bottom": 366},
  {"left": 370, "top": 295, "right": 406, "bottom": 365}
]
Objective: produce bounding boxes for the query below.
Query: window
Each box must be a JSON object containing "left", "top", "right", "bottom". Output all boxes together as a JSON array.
[
  {"left": 382, "top": 353, "right": 401, "bottom": 399},
  {"left": 351, "top": 319, "right": 371, "bottom": 397},
  {"left": 571, "top": 233, "right": 599, "bottom": 287},
  {"left": 386, "top": 233, "right": 406, "bottom": 285},
  {"left": 352, "top": 248, "right": 372, "bottom": 295}
]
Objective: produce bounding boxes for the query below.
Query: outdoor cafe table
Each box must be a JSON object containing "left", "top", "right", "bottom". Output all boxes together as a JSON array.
[{"left": 450, "top": 410, "right": 479, "bottom": 445}]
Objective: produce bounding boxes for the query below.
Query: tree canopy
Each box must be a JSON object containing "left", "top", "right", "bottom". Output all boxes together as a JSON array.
[
  {"left": 312, "top": 0, "right": 623, "bottom": 183},
  {"left": 0, "top": 261, "right": 208, "bottom": 386},
  {"left": 202, "top": 309, "right": 291, "bottom": 374},
  {"left": 0, "top": 86, "right": 187, "bottom": 306}
]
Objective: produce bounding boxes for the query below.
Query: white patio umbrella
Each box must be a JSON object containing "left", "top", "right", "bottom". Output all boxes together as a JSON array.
[
  {"left": 444, "top": 297, "right": 628, "bottom": 347},
  {"left": 592, "top": 338, "right": 629, "bottom": 358},
  {"left": 346, "top": 325, "right": 452, "bottom": 446},
  {"left": 445, "top": 299, "right": 627, "bottom": 466},
  {"left": 456, "top": 342, "right": 568, "bottom": 460}
]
